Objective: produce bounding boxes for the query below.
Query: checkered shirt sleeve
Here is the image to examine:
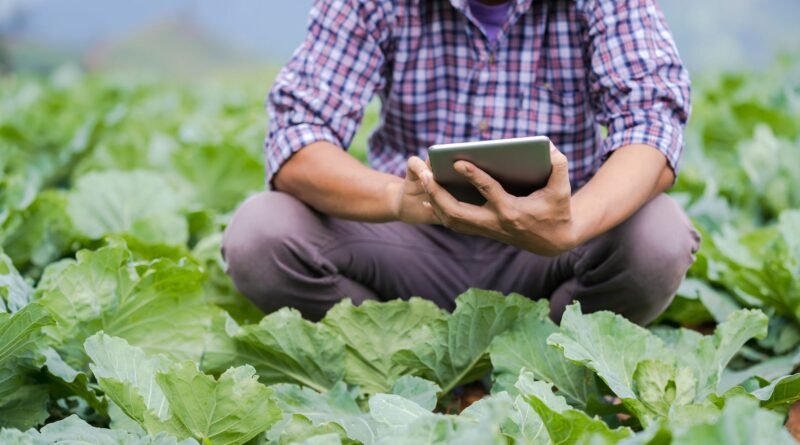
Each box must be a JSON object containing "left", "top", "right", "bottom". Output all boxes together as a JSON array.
[
  {"left": 583, "top": 0, "right": 691, "bottom": 175},
  {"left": 263, "top": 0, "right": 391, "bottom": 187}
]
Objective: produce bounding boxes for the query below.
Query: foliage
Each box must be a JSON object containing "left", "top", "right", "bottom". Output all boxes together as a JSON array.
[{"left": 0, "top": 57, "right": 798, "bottom": 444}]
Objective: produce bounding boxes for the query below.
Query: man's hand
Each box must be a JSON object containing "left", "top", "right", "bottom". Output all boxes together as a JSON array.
[
  {"left": 388, "top": 159, "right": 440, "bottom": 225},
  {"left": 407, "top": 144, "right": 578, "bottom": 256}
]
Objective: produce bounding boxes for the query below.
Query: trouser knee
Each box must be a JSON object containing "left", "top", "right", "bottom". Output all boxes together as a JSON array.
[
  {"left": 569, "top": 195, "right": 701, "bottom": 325},
  {"left": 222, "top": 191, "right": 324, "bottom": 314}
]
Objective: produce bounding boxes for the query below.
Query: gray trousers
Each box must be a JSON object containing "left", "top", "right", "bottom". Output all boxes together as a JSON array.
[{"left": 222, "top": 191, "right": 700, "bottom": 324}]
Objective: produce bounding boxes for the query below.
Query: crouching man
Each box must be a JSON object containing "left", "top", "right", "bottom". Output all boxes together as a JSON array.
[{"left": 223, "top": 0, "right": 701, "bottom": 324}]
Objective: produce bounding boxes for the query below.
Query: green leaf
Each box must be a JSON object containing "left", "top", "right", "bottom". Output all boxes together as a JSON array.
[
  {"left": 37, "top": 246, "right": 133, "bottom": 365},
  {"left": 762, "top": 316, "right": 800, "bottom": 355},
  {"left": 548, "top": 304, "right": 767, "bottom": 425},
  {"left": 0, "top": 249, "right": 33, "bottom": 313},
  {"left": 390, "top": 375, "right": 441, "bottom": 411},
  {"left": 711, "top": 211, "right": 800, "bottom": 324},
  {"left": 85, "top": 333, "right": 173, "bottom": 426},
  {"left": 658, "top": 295, "right": 714, "bottom": 327},
  {"left": 671, "top": 397, "right": 796, "bottom": 445},
  {"left": 632, "top": 360, "right": 696, "bottom": 418},
  {"left": 373, "top": 417, "right": 505, "bottom": 445},
  {"left": 615, "top": 419, "right": 673, "bottom": 445},
  {"left": 517, "top": 373, "right": 633, "bottom": 444},
  {"left": 155, "top": 363, "right": 282, "bottom": 445},
  {"left": 490, "top": 301, "right": 601, "bottom": 409},
  {"left": 548, "top": 304, "right": 669, "bottom": 401},
  {"left": 0, "top": 302, "right": 52, "bottom": 370},
  {"left": 86, "top": 333, "right": 281, "bottom": 445},
  {"left": 322, "top": 298, "right": 447, "bottom": 393},
  {"left": 190, "top": 233, "right": 262, "bottom": 325},
  {"left": 751, "top": 373, "right": 800, "bottom": 409},
  {"left": 270, "top": 416, "right": 350, "bottom": 445},
  {"left": 40, "top": 415, "right": 200, "bottom": 445},
  {"left": 37, "top": 245, "right": 216, "bottom": 368},
  {"left": 0, "top": 374, "right": 50, "bottom": 431},
  {"left": 394, "top": 289, "right": 541, "bottom": 394},
  {"left": 369, "top": 393, "right": 433, "bottom": 430},
  {"left": 0, "top": 428, "right": 34, "bottom": 445},
  {"left": 203, "top": 308, "right": 345, "bottom": 392},
  {"left": 109, "top": 401, "right": 148, "bottom": 435},
  {"left": 368, "top": 392, "right": 509, "bottom": 445},
  {"left": 463, "top": 393, "right": 547, "bottom": 445},
  {"left": 490, "top": 391, "right": 551, "bottom": 445},
  {"left": 0, "top": 190, "right": 80, "bottom": 272},
  {"left": 67, "top": 170, "right": 188, "bottom": 246},
  {"left": 655, "top": 309, "right": 768, "bottom": 399},
  {"left": 515, "top": 372, "right": 571, "bottom": 413},
  {"left": 0, "top": 414, "right": 201, "bottom": 444},
  {"left": 269, "top": 383, "right": 376, "bottom": 445},
  {"left": 0, "top": 303, "right": 54, "bottom": 429},
  {"left": 42, "top": 346, "right": 107, "bottom": 415},
  {"left": 719, "top": 351, "right": 799, "bottom": 392},
  {"left": 172, "top": 144, "right": 263, "bottom": 213},
  {"left": 676, "top": 278, "right": 740, "bottom": 323},
  {"left": 295, "top": 433, "right": 345, "bottom": 445}
]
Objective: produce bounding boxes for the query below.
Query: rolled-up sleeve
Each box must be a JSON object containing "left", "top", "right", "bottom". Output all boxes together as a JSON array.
[
  {"left": 583, "top": 0, "right": 691, "bottom": 177},
  {"left": 264, "top": 0, "right": 391, "bottom": 187}
]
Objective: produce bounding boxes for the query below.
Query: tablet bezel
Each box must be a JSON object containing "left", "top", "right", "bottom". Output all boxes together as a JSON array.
[{"left": 427, "top": 136, "right": 552, "bottom": 205}]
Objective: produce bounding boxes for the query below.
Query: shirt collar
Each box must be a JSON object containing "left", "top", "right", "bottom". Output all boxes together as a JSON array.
[{"left": 446, "top": 0, "right": 533, "bottom": 14}]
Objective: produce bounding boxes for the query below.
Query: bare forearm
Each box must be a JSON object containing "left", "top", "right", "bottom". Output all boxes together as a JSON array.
[
  {"left": 274, "top": 142, "right": 402, "bottom": 222},
  {"left": 571, "top": 144, "right": 674, "bottom": 244}
]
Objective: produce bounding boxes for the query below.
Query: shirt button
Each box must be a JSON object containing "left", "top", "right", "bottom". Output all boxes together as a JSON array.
[
  {"left": 478, "top": 120, "right": 490, "bottom": 132},
  {"left": 489, "top": 53, "right": 496, "bottom": 65}
]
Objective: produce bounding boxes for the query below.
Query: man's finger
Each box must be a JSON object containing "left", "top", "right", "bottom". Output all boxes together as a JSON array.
[
  {"left": 453, "top": 160, "right": 508, "bottom": 205},
  {"left": 421, "top": 167, "right": 460, "bottom": 209},
  {"left": 424, "top": 173, "right": 499, "bottom": 229},
  {"left": 427, "top": 198, "right": 488, "bottom": 236},
  {"left": 545, "top": 143, "right": 571, "bottom": 193},
  {"left": 422, "top": 168, "right": 486, "bottom": 226},
  {"left": 406, "top": 156, "right": 427, "bottom": 181}
]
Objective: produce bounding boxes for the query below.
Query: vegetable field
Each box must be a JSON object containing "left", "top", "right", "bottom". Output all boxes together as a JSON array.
[{"left": 1, "top": 59, "right": 799, "bottom": 444}]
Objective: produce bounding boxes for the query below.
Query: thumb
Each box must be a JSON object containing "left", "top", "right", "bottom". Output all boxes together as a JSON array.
[
  {"left": 546, "top": 143, "right": 571, "bottom": 192},
  {"left": 406, "top": 156, "right": 427, "bottom": 181}
]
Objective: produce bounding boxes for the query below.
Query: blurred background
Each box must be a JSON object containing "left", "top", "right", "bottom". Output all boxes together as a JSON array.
[{"left": 2, "top": 0, "right": 800, "bottom": 78}]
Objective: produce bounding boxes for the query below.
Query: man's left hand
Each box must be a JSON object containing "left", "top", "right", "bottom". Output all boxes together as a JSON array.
[{"left": 407, "top": 144, "right": 579, "bottom": 256}]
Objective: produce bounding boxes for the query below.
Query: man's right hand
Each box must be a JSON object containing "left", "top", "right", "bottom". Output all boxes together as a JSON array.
[
  {"left": 276, "top": 142, "right": 439, "bottom": 224},
  {"left": 389, "top": 156, "right": 440, "bottom": 225}
]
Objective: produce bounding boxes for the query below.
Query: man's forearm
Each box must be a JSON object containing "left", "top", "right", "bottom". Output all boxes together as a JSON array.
[
  {"left": 570, "top": 144, "right": 675, "bottom": 244},
  {"left": 274, "top": 142, "right": 403, "bottom": 222}
]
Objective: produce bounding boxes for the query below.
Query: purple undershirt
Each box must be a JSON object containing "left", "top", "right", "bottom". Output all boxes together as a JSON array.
[{"left": 468, "top": 0, "right": 512, "bottom": 42}]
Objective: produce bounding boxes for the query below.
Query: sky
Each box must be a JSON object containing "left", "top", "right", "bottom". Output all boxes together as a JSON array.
[
  {"left": 2, "top": 0, "right": 312, "bottom": 60},
  {"left": 3, "top": 0, "right": 800, "bottom": 74}
]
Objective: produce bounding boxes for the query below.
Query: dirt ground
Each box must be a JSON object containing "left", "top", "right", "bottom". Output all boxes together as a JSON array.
[{"left": 787, "top": 401, "right": 800, "bottom": 441}]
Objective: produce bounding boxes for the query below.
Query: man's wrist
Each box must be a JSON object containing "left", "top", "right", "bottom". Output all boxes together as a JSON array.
[
  {"left": 568, "top": 193, "right": 603, "bottom": 247},
  {"left": 383, "top": 179, "right": 404, "bottom": 222}
]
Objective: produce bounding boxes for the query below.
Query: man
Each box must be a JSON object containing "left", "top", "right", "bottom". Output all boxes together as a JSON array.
[{"left": 222, "top": 0, "right": 701, "bottom": 324}]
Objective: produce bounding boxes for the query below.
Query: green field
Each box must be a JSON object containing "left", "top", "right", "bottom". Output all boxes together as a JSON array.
[{"left": 0, "top": 58, "right": 799, "bottom": 444}]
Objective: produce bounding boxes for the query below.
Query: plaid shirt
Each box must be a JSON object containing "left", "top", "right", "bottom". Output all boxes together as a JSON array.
[{"left": 265, "top": 0, "right": 690, "bottom": 189}]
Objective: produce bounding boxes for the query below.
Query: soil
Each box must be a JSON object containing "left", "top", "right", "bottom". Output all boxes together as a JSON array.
[
  {"left": 786, "top": 401, "right": 800, "bottom": 441},
  {"left": 442, "top": 382, "right": 488, "bottom": 414}
]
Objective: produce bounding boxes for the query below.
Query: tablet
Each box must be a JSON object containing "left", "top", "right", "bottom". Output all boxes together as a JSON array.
[{"left": 427, "top": 136, "right": 552, "bottom": 205}]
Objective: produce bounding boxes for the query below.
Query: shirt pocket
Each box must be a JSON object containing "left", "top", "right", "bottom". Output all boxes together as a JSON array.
[
  {"left": 523, "top": 83, "right": 587, "bottom": 132},
  {"left": 517, "top": 83, "right": 588, "bottom": 140}
]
